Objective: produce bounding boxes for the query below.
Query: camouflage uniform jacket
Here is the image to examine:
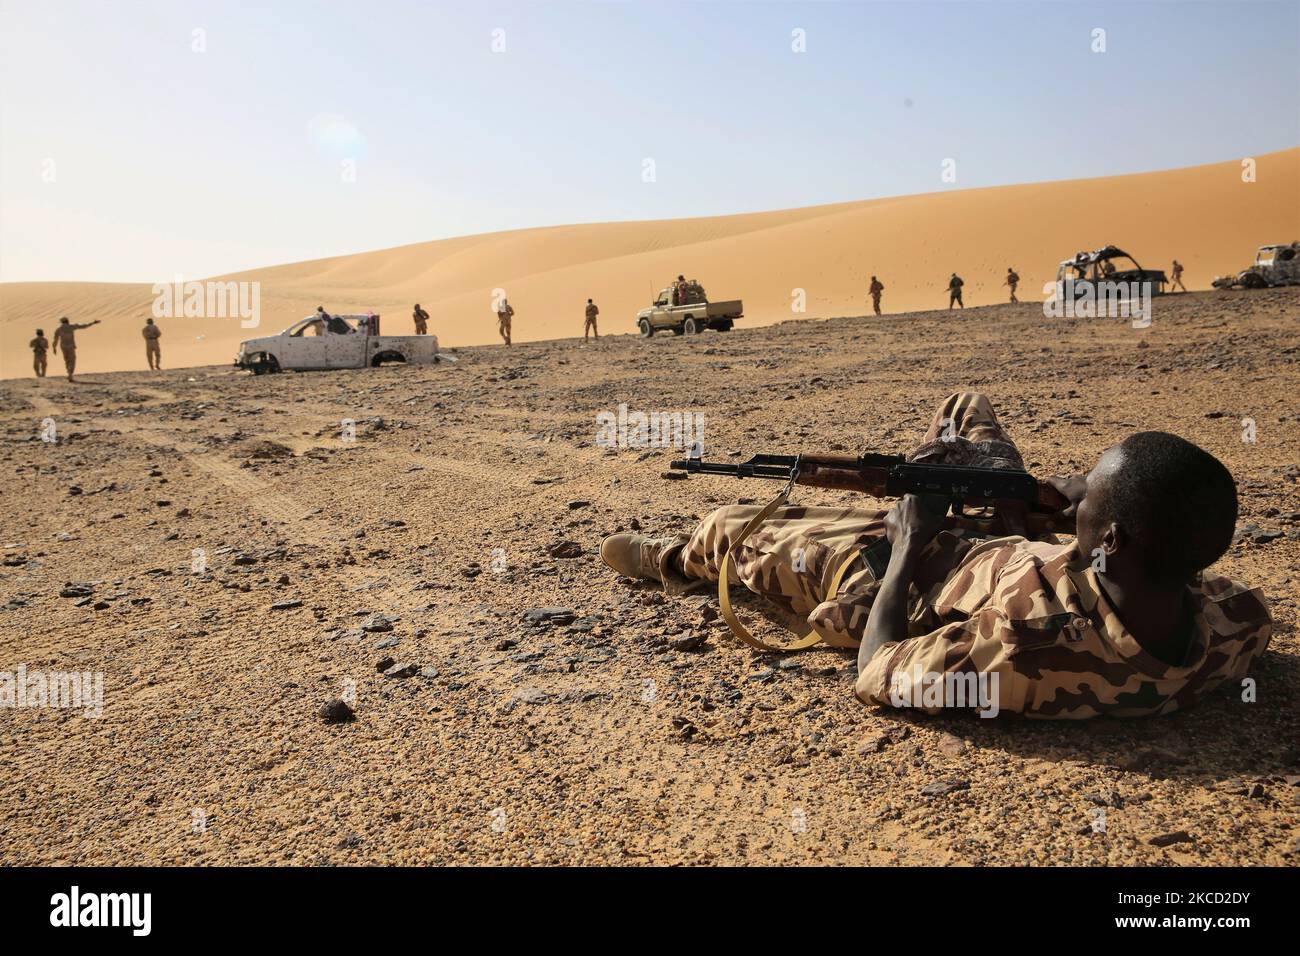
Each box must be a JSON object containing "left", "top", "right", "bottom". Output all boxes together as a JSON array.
[{"left": 855, "top": 536, "right": 1271, "bottom": 719}]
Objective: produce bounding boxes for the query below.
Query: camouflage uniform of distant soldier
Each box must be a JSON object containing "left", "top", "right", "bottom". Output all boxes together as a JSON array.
[
  {"left": 497, "top": 299, "right": 514, "bottom": 346},
  {"left": 30, "top": 330, "right": 49, "bottom": 378},
  {"left": 673, "top": 274, "right": 688, "bottom": 306},
  {"left": 413, "top": 304, "right": 429, "bottom": 335},
  {"left": 142, "top": 318, "right": 162, "bottom": 370},
  {"left": 1004, "top": 267, "right": 1020, "bottom": 303},
  {"left": 947, "top": 273, "right": 964, "bottom": 309},
  {"left": 1171, "top": 260, "right": 1186, "bottom": 292},
  {"left": 601, "top": 392, "right": 1272, "bottom": 719},
  {"left": 50, "top": 316, "right": 100, "bottom": 381},
  {"left": 584, "top": 299, "right": 599, "bottom": 341},
  {"left": 869, "top": 276, "right": 884, "bottom": 316}
]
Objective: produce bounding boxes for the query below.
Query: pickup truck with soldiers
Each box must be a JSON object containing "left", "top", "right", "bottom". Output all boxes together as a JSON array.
[{"left": 636, "top": 275, "right": 743, "bottom": 337}]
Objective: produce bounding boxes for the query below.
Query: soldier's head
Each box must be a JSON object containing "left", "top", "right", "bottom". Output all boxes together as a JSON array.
[
  {"left": 36, "top": 329, "right": 44, "bottom": 336},
  {"left": 317, "top": 306, "right": 325, "bottom": 314},
  {"left": 60, "top": 317, "right": 70, "bottom": 324},
  {"left": 678, "top": 274, "right": 685, "bottom": 281},
  {"left": 146, "top": 318, "right": 154, "bottom": 325},
  {"left": 1074, "top": 432, "right": 1237, "bottom": 590},
  {"left": 414, "top": 303, "right": 420, "bottom": 308},
  {"left": 587, "top": 298, "right": 593, "bottom": 304}
]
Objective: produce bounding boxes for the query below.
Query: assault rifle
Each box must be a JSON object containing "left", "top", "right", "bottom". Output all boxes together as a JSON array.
[{"left": 669, "top": 451, "right": 1075, "bottom": 536}]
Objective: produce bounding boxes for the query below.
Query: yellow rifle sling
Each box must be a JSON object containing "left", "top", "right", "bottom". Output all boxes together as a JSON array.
[{"left": 718, "top": 491, "right": 864, "bottom": 653}]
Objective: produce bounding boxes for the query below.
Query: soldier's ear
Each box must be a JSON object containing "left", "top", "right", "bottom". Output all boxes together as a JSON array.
[{"left": 1099, "top": 521, "right": 1125, "bottom": 556}]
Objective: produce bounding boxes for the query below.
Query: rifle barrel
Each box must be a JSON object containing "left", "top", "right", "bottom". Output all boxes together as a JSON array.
[{"left": 669, "top": 459, "right": 795, "bottom": 479}]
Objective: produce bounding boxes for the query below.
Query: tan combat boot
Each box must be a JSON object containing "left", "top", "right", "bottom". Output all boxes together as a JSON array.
[{"left": 600, "top": 533, "right": 678, "bottom": 582}]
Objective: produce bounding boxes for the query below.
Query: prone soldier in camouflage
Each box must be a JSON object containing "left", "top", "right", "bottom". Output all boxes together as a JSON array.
[
  {"left": 601, "top": 392, "right": 1271, "bottom": 719},
  {"left": 142, "top": 317, "right": 162, "bottom": 370},
  {"left": 584, "top": 298, "right": 599, "bottom": 341},
  {"left": 30, "top": 329, "right": 49, "bottom": 378},
  {"left": 869, "top": 276, "right": 884, "bottom": 316},
  {"left": 50, "top": 316, "right": 101, "bottom": 382}
]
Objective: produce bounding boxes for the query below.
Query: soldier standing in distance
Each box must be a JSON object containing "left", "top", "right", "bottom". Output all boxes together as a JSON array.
[
  {"left": 497, "top": 298, "right": 514, "bottom": 346},
  {"left": 51, "top": 316, "right": 101, "bottom": 382},
  {"left": 413, "top": 303, "right": 429, "bottom": 335},
  {"left": 1170, "top": 260, "right": 1187, "bottom": 292},
  {"left": 947, "top": 273, "right": 965, "bottom": 309},
  {"left": 142, "top": 318, "right": 162, "bottom": 370},
  {"left": 1004, "top": 267, "right": 1020, "bottom": 304},
  {"left": 869, "top": 276, "right": 884, "bottom": 316},
  {"left": 30, "top": 329, "right": 49, "bottom": 378},
  {"left": 584, "top": 299, "right": 600, "bottom": 341}
]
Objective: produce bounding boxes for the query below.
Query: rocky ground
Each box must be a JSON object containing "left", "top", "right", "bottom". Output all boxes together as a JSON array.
[{"left": 1, "top": 288, "right": 1297, "bottom": 866}]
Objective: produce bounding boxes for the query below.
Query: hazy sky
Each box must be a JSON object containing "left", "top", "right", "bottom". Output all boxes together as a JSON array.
[{"left": 1, "top": 0, "right": 1297, "bottom": 283}]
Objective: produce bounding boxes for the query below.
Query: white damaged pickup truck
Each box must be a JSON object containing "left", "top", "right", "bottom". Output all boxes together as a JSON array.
[{"left": 235, "top": 314, "right": 445, "bottom": 374}]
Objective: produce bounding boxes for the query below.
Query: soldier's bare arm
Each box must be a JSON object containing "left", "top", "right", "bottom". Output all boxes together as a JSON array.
[{"left": 857, "top": 494, "right": 947, "bottom": 674}]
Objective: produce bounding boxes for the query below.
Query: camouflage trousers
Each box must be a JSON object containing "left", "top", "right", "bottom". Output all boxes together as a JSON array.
[{"left": 662, "top": 392, "right": 1024, "bottom": 646}]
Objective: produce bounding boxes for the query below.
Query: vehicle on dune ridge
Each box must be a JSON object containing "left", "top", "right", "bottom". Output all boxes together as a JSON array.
[
  {"left": 1213, "top": 242, "right": 1300, "bottom": 290},
  {"left": 1051, "top": 245, "right": 1167, "bottom": 300},
  {"left": 236, "top": 314, "right": 446, "bottom": 374},
  {"left": 637, "top": 281, "right": 743, "bottom": 337}
]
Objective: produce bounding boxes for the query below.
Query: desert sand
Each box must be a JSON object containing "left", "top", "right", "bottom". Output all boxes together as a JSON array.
[
  {"left": 3, "top": 148, "right": 1297, "bottom": 381},
  {"left": 1, "top": 287, "right": 1297, "bottom": 865}
]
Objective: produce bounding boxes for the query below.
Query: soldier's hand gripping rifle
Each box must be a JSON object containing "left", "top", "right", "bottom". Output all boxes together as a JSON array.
[{"left": 670, "top": 451, "right": 1076, "bottom": 537}]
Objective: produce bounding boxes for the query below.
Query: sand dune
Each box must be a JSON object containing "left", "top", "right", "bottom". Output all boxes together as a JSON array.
[{"left": 2, "top": 148, "right": 1296, "bottom": 379}]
